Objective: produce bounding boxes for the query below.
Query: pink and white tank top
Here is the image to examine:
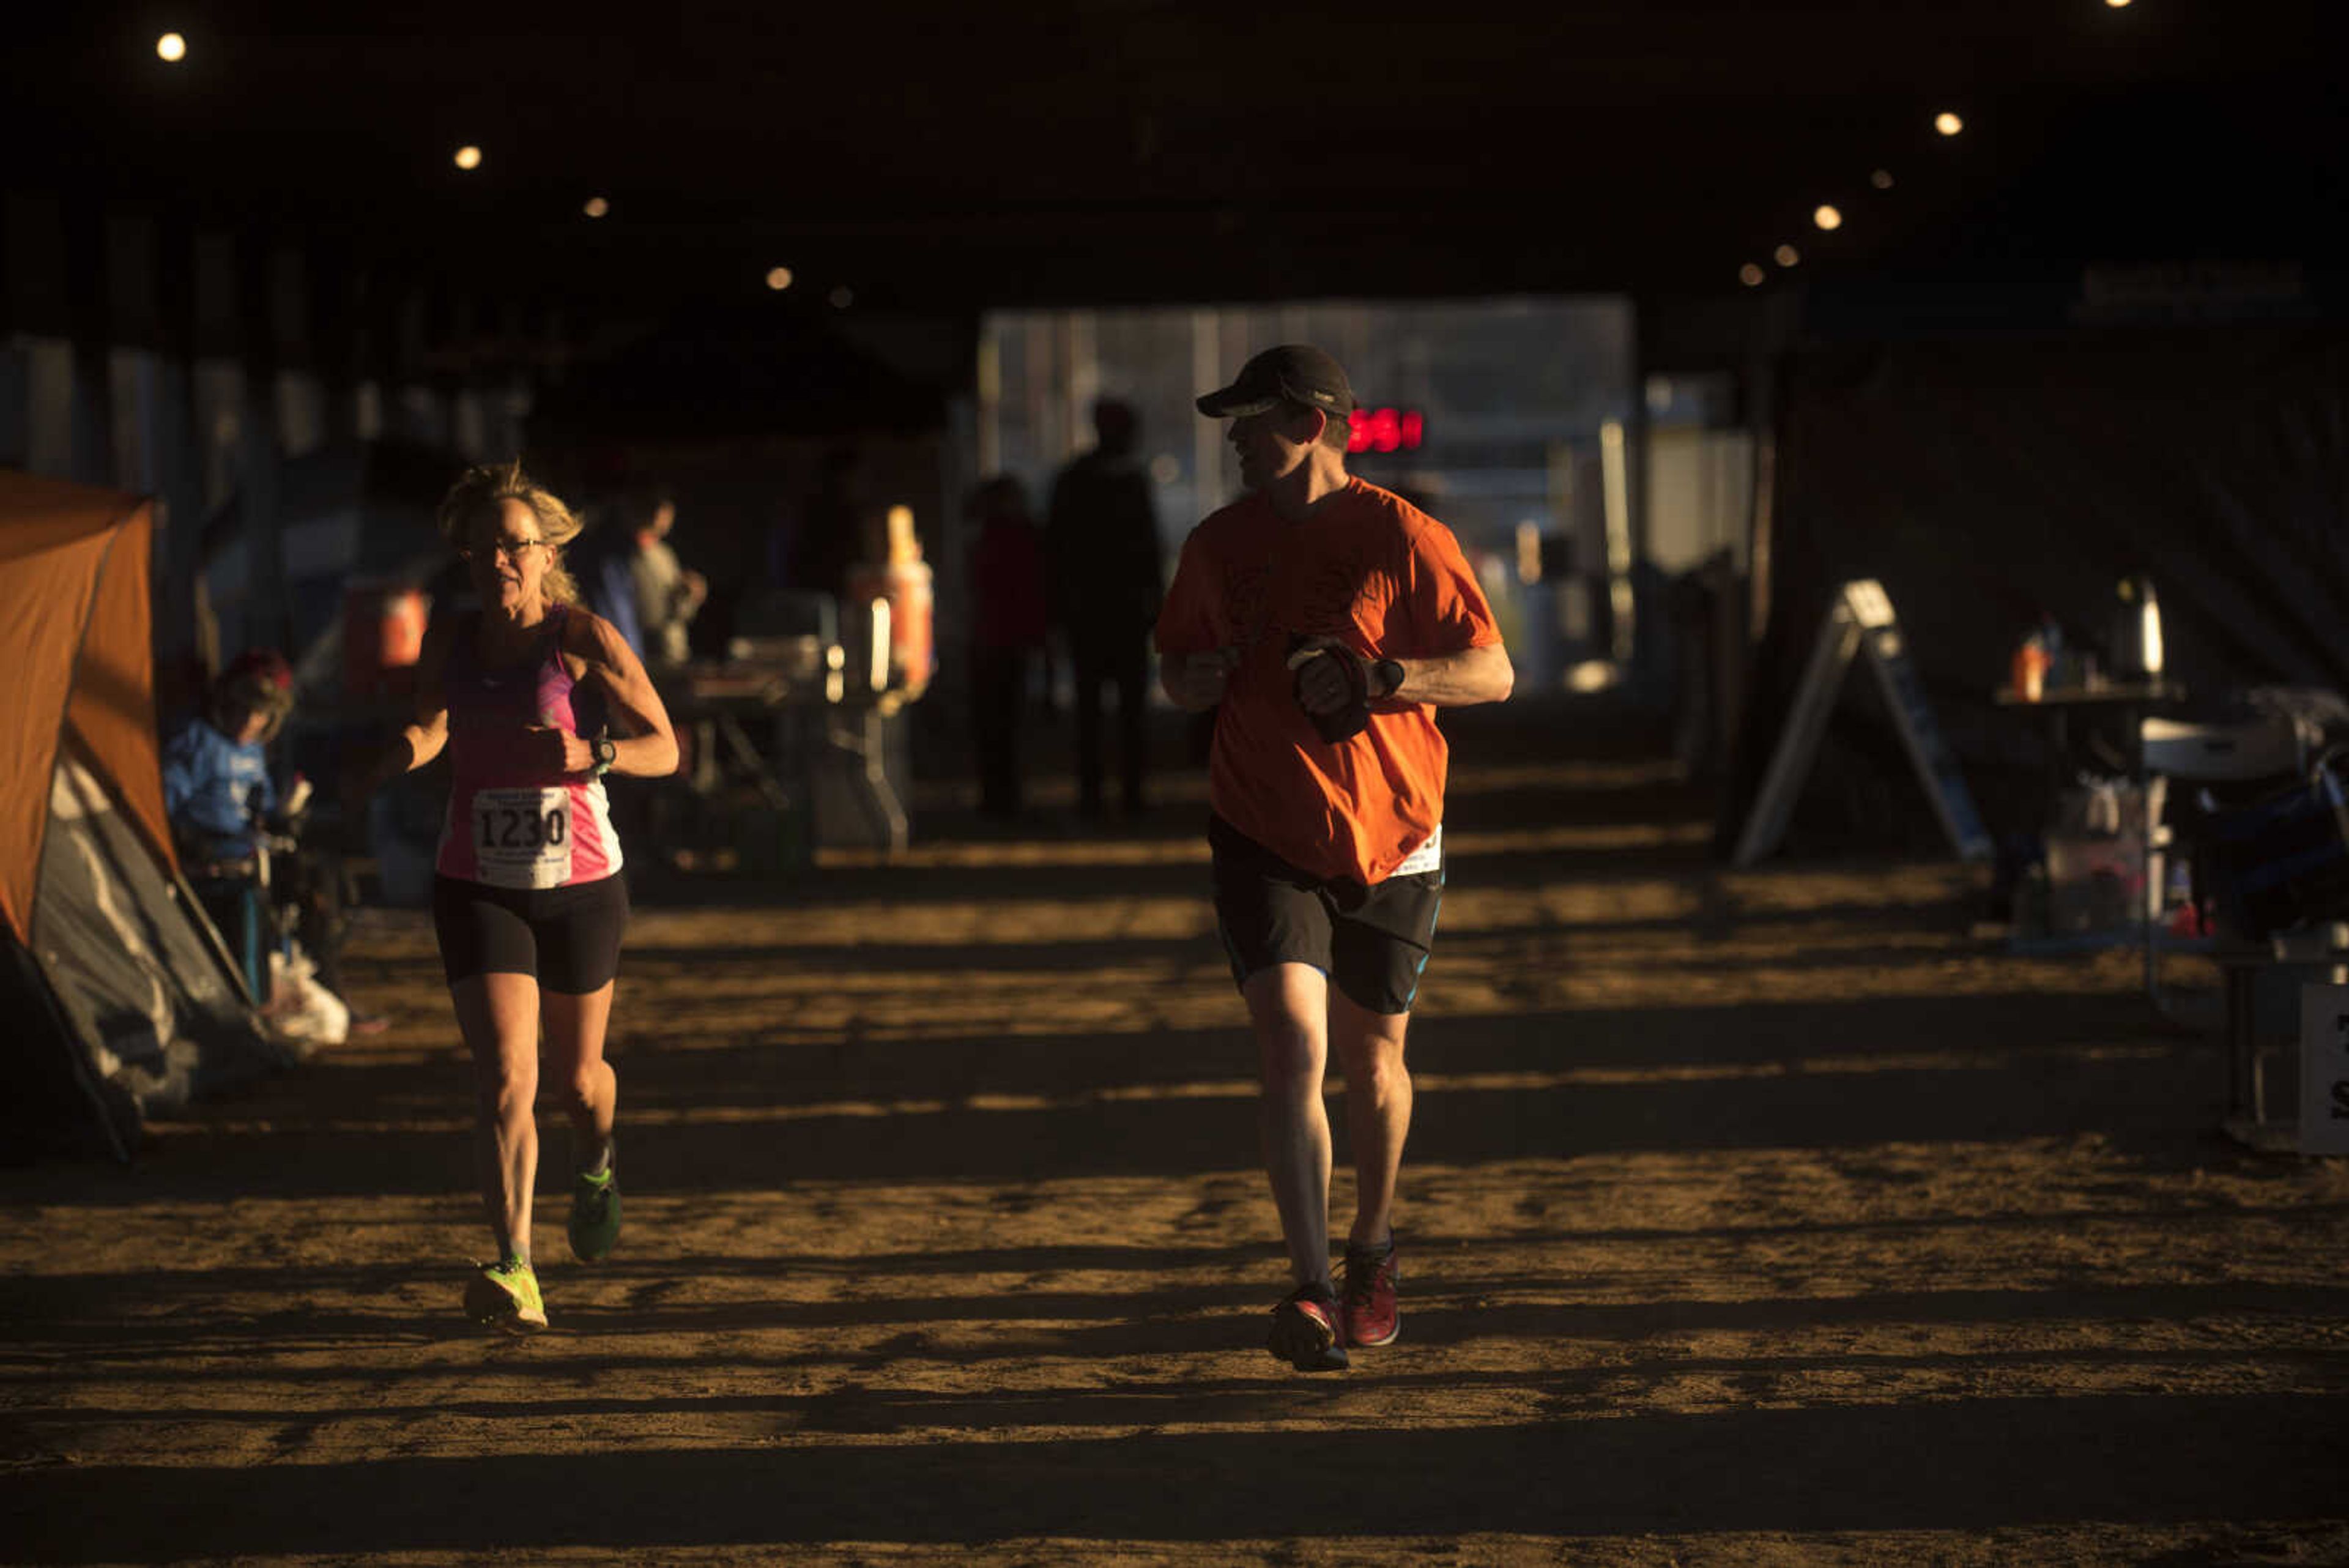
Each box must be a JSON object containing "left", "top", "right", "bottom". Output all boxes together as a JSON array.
[{"left": 434, "top": 606, "right": 624, "bottom": 888}]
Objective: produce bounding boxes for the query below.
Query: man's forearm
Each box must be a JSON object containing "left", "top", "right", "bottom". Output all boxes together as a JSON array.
[
  {"left": 1160, "top": 651, "right": 1195, "bottom": 708},
  {"left": 1387, "top": 644, "right": 1513, "bottom": 707},
  {"left": 1162, "top": 649, "right": 1230, "bottom": 712}
]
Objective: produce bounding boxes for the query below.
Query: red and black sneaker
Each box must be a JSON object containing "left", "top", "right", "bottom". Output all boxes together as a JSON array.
[
  {"left": 1267, "top": 1282, "right": 1349, "bottom": 1372},
  {"left": 1340, "top": 1238, "right": 1400, "bottom": 1348}
]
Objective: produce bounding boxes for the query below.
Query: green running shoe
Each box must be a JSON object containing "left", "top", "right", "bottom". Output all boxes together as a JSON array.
[
  {"left": 464, "top": 1258, "right": 547, "bottom": 1334},
  {"left": 568, "top": 1151, "right": 621, "bottom": 1263}
]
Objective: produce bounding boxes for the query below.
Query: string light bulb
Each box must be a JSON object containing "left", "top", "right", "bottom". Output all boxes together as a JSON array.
[
  {"left": 765, "top": 266, "right": 794, "bottom": 291},
  {"left": 1934, "top": 111, "right": 1964, "bottom": 137},
  {"left": 454, "top": 145, "right": 483, "bottom": 170},
  {"left": 1739, "top": 263, "right": 1765, "bottom": 287},
  {"left": 1871, "top": 169, "right": 1895, "bottom": 190},
  {"left": 583, "top": 196, "right": 610, "bottom": 218},
  {"left": 156, "top": 32, "right": 187, "bottom": 62},
  {"left": 1814, "top": 204, "right": 1843, "bottom": 231},
  {"left": 1773, "top": 243, "right": 1801, "bottom": 268}
]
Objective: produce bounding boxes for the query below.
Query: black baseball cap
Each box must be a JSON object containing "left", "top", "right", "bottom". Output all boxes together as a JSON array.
[{"left": 1195, "top": 344, "right": 1357, "bottom": 420}]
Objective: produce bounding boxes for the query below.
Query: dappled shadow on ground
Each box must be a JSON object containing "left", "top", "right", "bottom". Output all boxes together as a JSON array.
[
  {"left": 9, "top": 1394, "right": 2345, "bottom": 1559},
  {"left": 0, "top": 989, "right": 2238, "bottom": 1204},
  {"left": 4, "top": 693, "right": 2346, "bottom": 1564}
]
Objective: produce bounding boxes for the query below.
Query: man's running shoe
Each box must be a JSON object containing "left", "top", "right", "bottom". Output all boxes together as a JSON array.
[
  {"left": 1340, "top": 1237, "right": 1400, "bottom": 1348},
  {"left": 464, "top": 1259, "right": 547, "bottom": 1334},
  {"left": 1267, "top": 1282, "right": 1349, "bottom": 1372},
  {"left": 568, "top": 1146, "right": 621, "bottom": 1263}
]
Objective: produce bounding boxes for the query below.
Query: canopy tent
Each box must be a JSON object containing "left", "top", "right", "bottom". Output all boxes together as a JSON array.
[{"left": 0, "top": 469, "right": 287, "bottom": 1162}]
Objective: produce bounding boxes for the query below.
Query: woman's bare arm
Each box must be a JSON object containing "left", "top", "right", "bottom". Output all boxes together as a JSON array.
[{"left": 570, "top": 611, "right": 681, "bottom": 778}]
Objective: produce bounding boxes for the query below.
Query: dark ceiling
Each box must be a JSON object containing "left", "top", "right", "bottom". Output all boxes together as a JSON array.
[{"left": 7, "top": 2, "right": 2340, "bottom": 324}]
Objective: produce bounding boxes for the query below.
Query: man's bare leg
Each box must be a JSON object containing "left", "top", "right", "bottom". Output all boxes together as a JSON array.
[
  {"left": 1243, "top": 962, "right": 1334, "bottom": 1288},
  {"left": 1330, "top": 989, "right": 1411, "bottom": 1250}
]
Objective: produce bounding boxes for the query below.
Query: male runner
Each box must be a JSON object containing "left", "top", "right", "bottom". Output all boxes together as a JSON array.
[{"left": 1156, "top": 344, "right": 1513, "bottom": 1372}]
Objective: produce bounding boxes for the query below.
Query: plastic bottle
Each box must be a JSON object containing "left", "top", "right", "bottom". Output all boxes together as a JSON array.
[{"left": 2011, "top": 631, "right": 2049, "bottom": 701}]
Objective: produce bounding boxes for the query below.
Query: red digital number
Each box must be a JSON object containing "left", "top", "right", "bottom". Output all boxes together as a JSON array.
[{"left": 1346, "top": 407, "right": 1425, "bottom": 455}]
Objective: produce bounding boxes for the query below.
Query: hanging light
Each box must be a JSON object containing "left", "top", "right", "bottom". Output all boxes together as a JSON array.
[
  {"left": 454, "top": 145, "right": 484, "bottom": 170},
  {"left": 1739, "top": 263, "right": 1765, "bottom": 287},
  {"left": 765, "top": 266, "right": 795, "bottom": 291},
  {"left": 1934, "top": 112, "right": 1964, "bottom": 137},
  {"left": 1814, "top": 204, "right": 1843, "bottom": 231},
  {"left": 155, "top": 32, "right": 187, "bottom": 62},
  {"left": 1773, "top": 243, "right": 1801, "bottom": 268}
]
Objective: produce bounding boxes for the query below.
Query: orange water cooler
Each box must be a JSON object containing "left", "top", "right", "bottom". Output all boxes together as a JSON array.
[
  {"left": 344, "top": 580, "right": 430, "bottom": 700},
  {"left": 844, "top": 505, "right": 933, "bottom": 699}
]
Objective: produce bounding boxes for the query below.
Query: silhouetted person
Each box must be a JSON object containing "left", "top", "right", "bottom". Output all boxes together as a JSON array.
[
  {"left": 623, "top": 486, "right": 706, "bottom": 669},
  {"left": 574, "top": 504, "right": 645, "bottom": 660},
  {"left": 965, "top": 477, "right": 1048, "bottom": 820},
  {"left": 1047, "top": 398, "right": 1161, "bottom": 818}
]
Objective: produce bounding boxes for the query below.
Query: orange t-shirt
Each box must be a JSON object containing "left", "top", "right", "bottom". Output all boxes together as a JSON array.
[{"left": 1155, "top": 476, "right": 1503, "bottom": 883}]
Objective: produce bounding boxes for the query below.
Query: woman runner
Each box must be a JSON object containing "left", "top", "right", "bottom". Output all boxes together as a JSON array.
[{"left": 357, "top": 461, "right": 679, "bottom": 1331}]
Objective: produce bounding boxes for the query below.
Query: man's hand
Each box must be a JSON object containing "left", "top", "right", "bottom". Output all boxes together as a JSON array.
[
  {"left": 1286, "top": 638, "right": 1372, "bottom": 742},
  {"left": 1167, "top": 647, "right": 1239, "bottom": 711},
  {"left": 1287, "top": 642, "right": 1369, "bottom": 717}
]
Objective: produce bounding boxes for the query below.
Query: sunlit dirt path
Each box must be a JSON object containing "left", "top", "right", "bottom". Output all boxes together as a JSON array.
[{"left": 5, "top": 700, "right": 2347, "bottom": 1565}]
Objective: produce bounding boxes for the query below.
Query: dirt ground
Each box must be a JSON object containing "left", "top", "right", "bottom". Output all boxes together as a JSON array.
[{"left": 4, "top": 699, "right": 2347, "bottom": 1566}]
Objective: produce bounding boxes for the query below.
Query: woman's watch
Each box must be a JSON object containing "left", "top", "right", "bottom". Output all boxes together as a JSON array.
[
  {"left": 591, "top": 737, "right": 617, "bottom": 776},
  {"left": 1370, "top": 658, "right": 1406, "bottom": 700}
]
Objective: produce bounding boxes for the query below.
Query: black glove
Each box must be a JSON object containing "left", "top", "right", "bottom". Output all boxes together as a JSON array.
[{"left": 1287, "top": 634, "right": 1371, "bottom": 744}]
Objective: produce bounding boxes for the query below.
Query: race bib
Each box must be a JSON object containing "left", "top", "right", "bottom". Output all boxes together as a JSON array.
[
  {"left": 1390, "top": 823, "right": 1442, "bottom": 879},
  {"left": 470, "top": 787, "right": 574, "bottom": 888}
]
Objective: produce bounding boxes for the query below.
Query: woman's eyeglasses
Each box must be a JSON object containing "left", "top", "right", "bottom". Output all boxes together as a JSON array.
[{"left": 462, "top": 536, "right": 546, "bottom": 562}]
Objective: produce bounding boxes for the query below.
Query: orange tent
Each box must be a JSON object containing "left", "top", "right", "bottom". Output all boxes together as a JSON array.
[
  {"left": 1, "top": 472, "right": 177, "bottom": 937},
  {"left": 0, "top": 469, "right": 281, "bottom": 1161}
]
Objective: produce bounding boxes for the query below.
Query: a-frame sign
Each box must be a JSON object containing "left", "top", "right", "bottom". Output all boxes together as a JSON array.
[{"left": 1734, "top": 579, "right": 1994, "bottom": 868}]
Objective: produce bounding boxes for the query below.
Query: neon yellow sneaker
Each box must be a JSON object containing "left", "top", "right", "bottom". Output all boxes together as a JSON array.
[
  {"left": 568, "top": 1149, "right": 621, "bottom": 1263},
  {"left": 464, "top": 1258, "right": 547, "bottom": 1334}
]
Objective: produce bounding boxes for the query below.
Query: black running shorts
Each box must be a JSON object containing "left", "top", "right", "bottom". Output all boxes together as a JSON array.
[
  {"left": 1209, "top": 814, "right": 1444, "bottom": 1017},
  {"left": 432, "top": 873, "right": 630, "bottom": 994}
]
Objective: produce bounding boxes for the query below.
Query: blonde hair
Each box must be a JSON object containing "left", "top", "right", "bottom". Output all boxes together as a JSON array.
[{"left": 436, "top": 459, "right": 584, "bottom": 606}]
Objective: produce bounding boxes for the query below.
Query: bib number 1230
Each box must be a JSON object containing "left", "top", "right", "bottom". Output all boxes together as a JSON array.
[{"left": 471, "top": 787, "right": 574, "bottom": 888}]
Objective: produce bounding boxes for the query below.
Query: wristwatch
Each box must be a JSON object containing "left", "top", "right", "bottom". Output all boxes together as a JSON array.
[
  {"left": 590, "top": 737, "right": 617, "bottom": 776},
  {"left": 1370, "top": 658, "right": 1406, "bottom": 700}
]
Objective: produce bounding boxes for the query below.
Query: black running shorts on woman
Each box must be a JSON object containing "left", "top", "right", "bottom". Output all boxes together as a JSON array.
[
  {"left": 432, "top": 873, "right": 630, "bottom": 993},
  {"left": 1209, "top": 814, "right": 1442, "bottom": 1016}
]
